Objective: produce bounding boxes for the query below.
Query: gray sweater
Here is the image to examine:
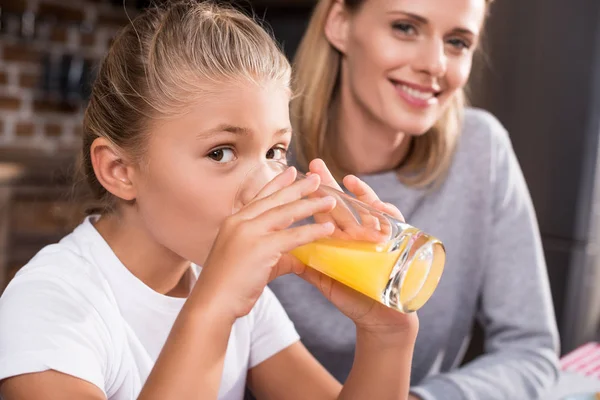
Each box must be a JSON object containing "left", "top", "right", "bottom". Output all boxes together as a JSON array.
[{"left": 270, "top": 108, "right": 560, "bottom": 399}]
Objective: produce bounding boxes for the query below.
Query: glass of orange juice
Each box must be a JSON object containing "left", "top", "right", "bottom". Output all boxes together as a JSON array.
[{"left": 234, "top": 161, "right": 445, "bottom": 313}]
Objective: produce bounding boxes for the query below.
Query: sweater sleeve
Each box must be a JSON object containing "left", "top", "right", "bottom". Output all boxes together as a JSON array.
[{"left": 411, "top": 115, "right": 560, "bottom": 400}]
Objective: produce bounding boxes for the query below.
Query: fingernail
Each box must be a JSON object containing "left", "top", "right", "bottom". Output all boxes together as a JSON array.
[
  {"left": 322, "top": 196, "right": 336, "bottom": 204},
  {"left": 322, "top": 222, "right": 335, "bottom": 231}
]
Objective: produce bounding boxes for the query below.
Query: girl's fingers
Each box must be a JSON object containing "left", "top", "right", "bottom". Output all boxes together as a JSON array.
[
  {"left": 307, "top": 159, "right": 345, "bottom": 225},
  {"left": 239, "top": 159, "right": 404, "bottom": 247},
  {"left": 343, "top": 174, "right": 404, "bottom": 221},
  {"left": 269, "top": 219, "right": 336, "bottom": 254},
  {"left": 267, "top": 254, "right": 307, "bottom": 282},
  {"left": 257, "top": 196, "right": 337, "bottom": 231},
  {"left": 308, "top": 158, "right": 343, "bottom": 191},
  {"left": 238, "top": 171, "right": 322, "bottom": 220},
  {"left": 374, "top": 201, "right": 404, "bottom": 222},
  {"left": 297, "top": 266, "right": 329, "bottom": 292},
  {"left": 343, "top": 174, "right": 379, "bottom": 204},
  {"left": 250, "top": 165, "right": 297, "bottom": 202}
]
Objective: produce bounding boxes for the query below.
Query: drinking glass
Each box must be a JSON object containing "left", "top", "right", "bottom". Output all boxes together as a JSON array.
[{"left": 233, "top": 161, "right": 445, "bottom": 313}]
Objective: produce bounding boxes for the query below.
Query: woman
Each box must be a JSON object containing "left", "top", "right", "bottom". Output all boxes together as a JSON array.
[{"left": 269, "top": 0, "right": 561, "bottom": 398}]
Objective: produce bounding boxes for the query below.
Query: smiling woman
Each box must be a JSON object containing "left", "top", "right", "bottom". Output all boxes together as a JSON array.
[
  {"left": 292, "top": 0, "right": 492, "bottom": 186},
  {"left": 271, "top": 0, "right": 561, "bottom": 399}
]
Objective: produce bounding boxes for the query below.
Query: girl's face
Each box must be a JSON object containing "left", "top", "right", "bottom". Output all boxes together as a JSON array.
[
  {"left": 328, "top": 0, "right": 486, "bottom": 134},
  {"left": 132, "top": 82, "right": 292, "bottom": 265}
]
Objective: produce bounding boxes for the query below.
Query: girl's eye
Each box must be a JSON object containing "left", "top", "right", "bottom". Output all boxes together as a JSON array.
[
  {"left": 208, "top": 148, "right": 236, "bottom": 163},
  {"left": 266, "top": 147, "right": 287, "bottom": 161}
]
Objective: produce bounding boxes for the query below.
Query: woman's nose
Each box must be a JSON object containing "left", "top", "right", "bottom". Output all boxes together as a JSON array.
[{"left": 413, "top": 40, "right": 447, "bottom": 78}]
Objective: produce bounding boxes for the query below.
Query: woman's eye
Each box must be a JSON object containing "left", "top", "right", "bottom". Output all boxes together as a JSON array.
[
  {"left": 266, "top": 147, "right": 287, "bottom": 161},
  {"left": 447, "top": 38, "right": 471, "bottom": 52},
  {"left": 208, "top": 148, "right": 236, "bottom": 163},
  {"left": 392, "top": 23, "right": 417, "bottom": 36}
]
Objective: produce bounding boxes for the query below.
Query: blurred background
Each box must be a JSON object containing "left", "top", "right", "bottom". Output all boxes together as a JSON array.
[{"left": 0, "top": 0, "right": 599, "bottom": 359}]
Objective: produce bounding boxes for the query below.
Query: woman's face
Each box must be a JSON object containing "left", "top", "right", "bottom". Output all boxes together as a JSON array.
[{"left": 327, "top": 0, "right": 486, "bottom": 134}]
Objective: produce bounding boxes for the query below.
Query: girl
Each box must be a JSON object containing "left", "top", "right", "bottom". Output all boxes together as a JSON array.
[
  {"left": 0, "top": 2, "right": 417, "bottom": 399},
  {"left": 270, "top": 0, "right": 561, "bottom": 399}
]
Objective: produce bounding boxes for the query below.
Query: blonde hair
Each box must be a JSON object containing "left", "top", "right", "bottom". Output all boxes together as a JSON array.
[
  {"left": 81, "top": 1, "right": 290, "bottom": 213},
  {"left": 291, "top": 0, "right": 494, "bottom": 188}
]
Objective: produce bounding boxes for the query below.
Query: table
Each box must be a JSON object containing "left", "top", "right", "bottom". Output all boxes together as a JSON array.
[{"left": 546, "top": 372, "right": 600, "bottom": 399}]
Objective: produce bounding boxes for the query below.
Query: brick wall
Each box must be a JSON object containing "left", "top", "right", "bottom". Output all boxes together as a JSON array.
[{"left": 0, "top": 0, "right": 136, "bottom": 153}]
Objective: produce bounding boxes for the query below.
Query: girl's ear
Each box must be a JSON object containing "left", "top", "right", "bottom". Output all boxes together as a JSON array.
[{"left": 90, "top": 137, "right": 137, "bottom": 201}]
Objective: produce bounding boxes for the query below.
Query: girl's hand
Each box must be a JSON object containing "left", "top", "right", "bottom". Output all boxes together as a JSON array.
[
  {"left": 194, "top": 167, "right": 336, "bottom": 321},
  {"left": 298, "top": 159, "right": 418, "bottom": 339}
]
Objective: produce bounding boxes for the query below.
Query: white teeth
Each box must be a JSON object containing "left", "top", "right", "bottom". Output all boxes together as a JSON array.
[{"left": 399, "top": 84, "right": 434, "bottom": 100}]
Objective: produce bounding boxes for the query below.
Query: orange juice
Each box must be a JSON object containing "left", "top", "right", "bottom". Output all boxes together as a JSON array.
[{"left": 290, "top": 236, "right": 445, "bottom": 312}]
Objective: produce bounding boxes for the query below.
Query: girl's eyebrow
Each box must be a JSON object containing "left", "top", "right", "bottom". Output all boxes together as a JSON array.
[
  {"left": 197, "top": 124, "right": 250, "bottom": 139},
  {"left": 197, "top": 124, "right": 292, "bottom": 139}
]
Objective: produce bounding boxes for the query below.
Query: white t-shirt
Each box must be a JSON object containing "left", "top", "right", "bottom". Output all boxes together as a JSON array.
[{"left": 0, "top": 217, "right": 300, "bottom": 399}]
